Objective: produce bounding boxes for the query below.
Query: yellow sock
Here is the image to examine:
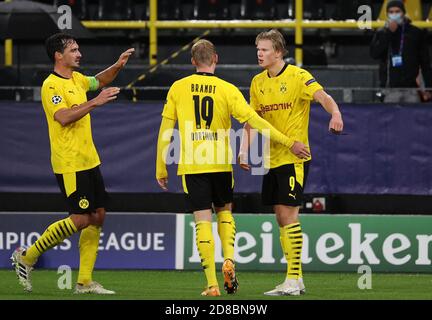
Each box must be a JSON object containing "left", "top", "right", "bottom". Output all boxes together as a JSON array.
[
  {"left": 282, "top": 222, "right": 303, "bottom": 279},
  {"left": 217, "top": 210, "right": 236, "bottom": 262},
  {"left": 195, "top": 221, "right": 218, "bottom": 288},
  {"left": 279, "top": 226, "right": 290, "bottom": 279},
  {"left": 23, "top": 217, "right": 77, "bottom": 266},
  {"left": 77, "top": 225, "right": 101, "bottom": 286}
]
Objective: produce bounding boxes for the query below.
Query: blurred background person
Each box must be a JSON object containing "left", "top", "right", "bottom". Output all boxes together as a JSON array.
[{"left": 370, "top": 0, "right": 432, "bottom": 103}]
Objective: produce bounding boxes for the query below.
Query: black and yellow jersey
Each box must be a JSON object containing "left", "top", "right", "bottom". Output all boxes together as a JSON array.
[
  {"left": 250, "top": 64, "right": 323, "bottom": 168},
  {"left": 41, "top": 71, "right": 100, "bottom": 174},
  {"left": 161, "top": 72, "right": 257, "bottom": 175}
]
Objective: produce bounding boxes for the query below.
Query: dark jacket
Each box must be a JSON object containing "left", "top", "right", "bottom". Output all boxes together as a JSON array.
[{"left": 370, "top": 20, "right": 432, "bottom": 88}]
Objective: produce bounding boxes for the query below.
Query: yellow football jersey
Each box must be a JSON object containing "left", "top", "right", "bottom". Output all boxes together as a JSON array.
[
  {"left": 250, "top": 64, "right": 323, "bottom": 169},
  {"left": 162, "top": 72, "right": 257, "bottom": 175},
  {"left": 41, "top": 71, "right": 100, "bottom": 174}
]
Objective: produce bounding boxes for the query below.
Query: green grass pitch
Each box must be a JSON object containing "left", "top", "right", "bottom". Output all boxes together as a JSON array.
[{"left": 0, "top": 270, "right": 431, "bottom": 300}]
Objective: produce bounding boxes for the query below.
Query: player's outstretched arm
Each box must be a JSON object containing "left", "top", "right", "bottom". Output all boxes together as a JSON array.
[
  {"left": 238, "top": 122, "right": 258, "bottom": 171},
  {"left": 156, "top": 116, "right": 176, "bottom": 191},
  {"left": 235, "top": 105, "right": 308, "bottom": 160},
  {"left": 246, "top": 112, "right": 294, "bottom": 148},
  {"left": 54, "top": 87, "right": 120, "bottom": 126},
  {"left": 246, "top": 114, "right": 310, "bottom": 160},
  {"left": 313, "top": 89, "right": 344, "bottom": 133},
  {"left": 95, "top": 48, "right": 135, "bottom": 89}
]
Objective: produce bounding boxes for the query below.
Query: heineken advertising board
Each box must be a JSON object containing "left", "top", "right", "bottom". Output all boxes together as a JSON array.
[
  {"left": 1, "top": 213, "right": 430, "bottom": 272},
  {"left": 178, "top": 214, "right": 432, "bottom": 273}
]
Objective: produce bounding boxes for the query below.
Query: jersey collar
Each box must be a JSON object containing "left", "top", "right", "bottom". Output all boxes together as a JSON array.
[
  {"left": 52, "top": 71, "right": 71, "bottom": 80},
  {"left": 195, "top": 72, "right": 215, "bottom": 76},
  {"left": 267, "top": 63, "right": 288, "bottom": 78}
]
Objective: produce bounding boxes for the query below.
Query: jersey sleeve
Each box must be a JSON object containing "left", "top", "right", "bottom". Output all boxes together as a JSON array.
[
  {"left": 249, "top": 77, "right": 260, "bottom": 112},
  {"left": 86, "top": 76, "right": 99, "bottom": 91},
  {"left": 156, "top": 117, "right": 176, "bottom": 179},
  {"left": 298, "top": 68, "right": 323, "bottom": 101},
  {"left": 228, "top": 84, "right": 256, "bottom": 123},
  {"left": 247, "top": 112, "right": 294, "bottom": 148},
  {"left": 161, "top": 84, "right": 178, "bottom": 120},
  {"left": 74, "top": 72, "right": 92, "bottom": 92},
  {"left": 41, "top": 81, "right": 69, "bottom": 118}
]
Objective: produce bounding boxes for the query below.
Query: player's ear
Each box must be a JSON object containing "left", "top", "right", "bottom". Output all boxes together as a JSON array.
[
  {"left": 54, "top": 51, "right": 63, "bottom": 61},
  {"left": 214, "top": 54, "right": 219, "bottom": 65},
  {"left": 191, "top": 57, "right": 196, "bottom": 66}
]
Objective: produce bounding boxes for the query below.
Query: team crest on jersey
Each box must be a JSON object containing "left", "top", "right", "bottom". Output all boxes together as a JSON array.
[
  {"left": 280, "top": 82, "right": 287, "bottom": 93},
  {"left": 78, "top": 197, "right": 89, "bottom": 209},
  {"left": 51, "top": 95, "right": 62, "bottom": 105}
]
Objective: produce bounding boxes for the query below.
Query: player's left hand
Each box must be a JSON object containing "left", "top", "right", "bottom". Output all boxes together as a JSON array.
[
  {"left": 157, "top": 178, "right": 168, "bottom": 191},
  {"left": 237, "top": 153, "right": 251, "bottom": 171},
  {"left": 116, "top": 48, "right": 135, "bottom": 68},
  {"left": 329, "top": 111, "right": 344, "bottom": 133}
]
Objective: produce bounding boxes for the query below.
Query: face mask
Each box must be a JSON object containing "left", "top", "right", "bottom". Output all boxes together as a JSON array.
[{"left": 388, "top": 13, "right": 403, "bottom": 25}]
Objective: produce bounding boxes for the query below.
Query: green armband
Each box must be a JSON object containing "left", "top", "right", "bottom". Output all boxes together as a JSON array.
[{"left": 87, "top": 76, "right": 100, "bottom": 91}]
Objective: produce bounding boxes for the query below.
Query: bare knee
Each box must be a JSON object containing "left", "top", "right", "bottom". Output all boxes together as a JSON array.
[
  {"left": 69, "top": 214, "right": 91, "bottom": 230},
  {"left": 193, "top": 209, "right": 213, "bottom": 222},
  {"left": 90, "top": 208, "right": 106, "bottom": 226},
  {"left": 274, "top": 205, "right": 299, "bottom": 226}
]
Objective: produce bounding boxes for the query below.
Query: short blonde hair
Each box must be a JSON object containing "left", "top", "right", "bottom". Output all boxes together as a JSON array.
[
  {"left": 191, "top": 39, "right": 217, "bottom": 66},
  {"left": 255, "top": 29, "right": 288, "bottom": 56}
]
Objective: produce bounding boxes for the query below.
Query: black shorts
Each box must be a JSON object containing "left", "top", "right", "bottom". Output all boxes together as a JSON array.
[
  {"left": 183, "top": 172, "right": 233, "bottom": 213},
  {"left": 262, "top": 161, "right": 310, "bottom": 206},
  {"left": 55, "top": 166, "right": 108, "bottom": 214}
]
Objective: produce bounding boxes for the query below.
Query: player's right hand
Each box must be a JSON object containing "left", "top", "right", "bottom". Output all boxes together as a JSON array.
[
  {"left": 290, "top": 141, "right": 311, "bottom": 160},
  {"left": 237, "top": 153, "right": 251, "bottom": 171},
  {"left": 157, "top": 178, "right": 169, "bottom": 191},
  {"left": 94, "top": 87, "right": 120, "bottom": 106}
]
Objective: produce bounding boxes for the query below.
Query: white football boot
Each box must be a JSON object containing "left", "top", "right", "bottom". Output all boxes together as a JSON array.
[
  {"left": 264, "top": 278, "right": 306, "bottom": 296},
  {"left": 75, "top": 281, "right": 116, "bottom": 295},
  {"left": 11, "top": 247, "right": 33, "bottom": 292}
]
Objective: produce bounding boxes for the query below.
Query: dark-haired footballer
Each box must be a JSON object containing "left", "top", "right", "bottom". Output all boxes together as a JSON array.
[{"left": 11, "top": 33, "right": 134, "bottom": 294}]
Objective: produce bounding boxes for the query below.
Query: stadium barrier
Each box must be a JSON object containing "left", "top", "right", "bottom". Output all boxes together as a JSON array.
[
  {"left": 1, "top": 102, "right": 432, "bottom": 195},
  {"left": 5, "top": 0, "right": 432, "bottom": 67},
  {"left": 79, "top": 0, "right": 432, "bottom": 66},
  {"left": 0, "top": 212, "right": 431, "bottom": 272}
]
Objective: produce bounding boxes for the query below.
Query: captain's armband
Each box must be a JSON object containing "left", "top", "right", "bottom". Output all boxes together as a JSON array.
[{"left": 87, "top": 76, "right": 100, "bottom": 91}]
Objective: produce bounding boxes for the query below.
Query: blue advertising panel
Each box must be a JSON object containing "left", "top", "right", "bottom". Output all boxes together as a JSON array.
[
  {"left": 1, "top": 102, "right": 432, "bottom": 194},
  {"left": 0, "top": 212, "right": 176, "bottom": 269}
]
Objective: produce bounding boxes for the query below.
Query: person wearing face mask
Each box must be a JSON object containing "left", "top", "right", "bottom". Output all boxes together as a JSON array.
[{"left": 370, "top": 0, "right": 432, "bottom": 102}]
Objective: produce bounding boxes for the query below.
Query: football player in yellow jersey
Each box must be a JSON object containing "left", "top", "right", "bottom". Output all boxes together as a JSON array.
[
  {"left": 11, "top": 33, "right": 134, "bottom": 294},
  {"left": 239, "top": 29, "right": 344, "bottom": 296},
  {"left": 156, "top": 39, "right": 296, "bottom": 297}
]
